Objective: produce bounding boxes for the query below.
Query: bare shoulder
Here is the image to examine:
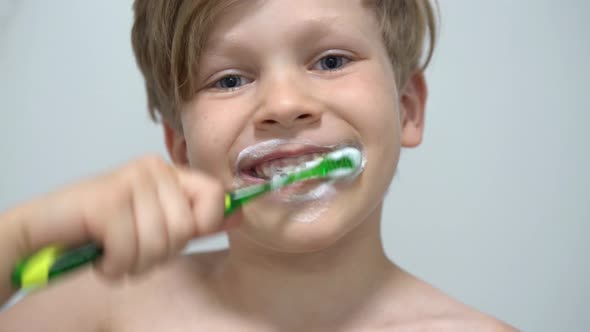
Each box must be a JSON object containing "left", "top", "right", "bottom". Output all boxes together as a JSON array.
[
  {"left": 385, "top": 300, "right": 519, "bottom": 332},
  {"left": 0, "top": 268, "right": 114, "bottom": 332},
  {"left": 412, "top": 291, "right": 519, "bottom": 332},
  {"left": 414, "top": 315, "right": 519, "bottom": 332},
  {"left": 412, "top": 313, "right": 519, "bottom": 332},
  {"left": 381, "top": 268, "right": 519, "bottom": 331}
]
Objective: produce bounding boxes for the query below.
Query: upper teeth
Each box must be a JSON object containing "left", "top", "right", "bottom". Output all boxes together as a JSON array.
[{"left": 253, "top": 152, "right": 325, "bottom": 178}]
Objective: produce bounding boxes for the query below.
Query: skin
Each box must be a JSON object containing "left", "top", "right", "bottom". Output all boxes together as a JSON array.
[{"left": 0, "top": 0, "right": 518, "bottom": 331}]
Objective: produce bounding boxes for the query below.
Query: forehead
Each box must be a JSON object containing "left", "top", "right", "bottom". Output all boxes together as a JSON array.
[{"left": 202, "top": 0, "right": 378, "bottom": 51}]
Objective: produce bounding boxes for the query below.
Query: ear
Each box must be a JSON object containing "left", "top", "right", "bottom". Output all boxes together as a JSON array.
[
  {"left": 400, "top": 71, "right": 428, "bottom": 148},
  {"left": 164, "top": 122, "right": 189, "bottom": 166}
]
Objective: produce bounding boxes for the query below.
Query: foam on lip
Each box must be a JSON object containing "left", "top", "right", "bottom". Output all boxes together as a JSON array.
[
  {"left": 233, "top": 139, "right": 366, "bottom": 188},
  {"left": 234, "top": 139, "right": 324, "bottom": 172},
  {"left": 266, "top": 146, "right": 363, "bottom": 193},
  {"left": 234, "top": 144, "right": 367, "bottom": 224}
]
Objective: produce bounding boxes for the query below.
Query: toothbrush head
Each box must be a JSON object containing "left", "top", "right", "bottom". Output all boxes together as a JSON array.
[
  {"left": 319, "top": 147, "right": 362, "bottom": 179},
  {"left": 273, "top": 146, "right": 362, "bottom": 186}
]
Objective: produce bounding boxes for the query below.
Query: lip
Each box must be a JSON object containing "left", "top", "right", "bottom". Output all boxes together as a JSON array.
[
  {"left": 238, "top": 145, "right": 332, "bottom": 172},
  {"left": 234, "top": 139, "right": 363, "bottom": 184}
]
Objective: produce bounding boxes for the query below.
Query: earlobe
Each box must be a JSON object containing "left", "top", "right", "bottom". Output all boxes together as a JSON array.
[
  {"left": 400, "top": 71, "right": 428, "bottom": 148},
  {"left": 164, "top": 122, "right": 189, "bottom": 166}
]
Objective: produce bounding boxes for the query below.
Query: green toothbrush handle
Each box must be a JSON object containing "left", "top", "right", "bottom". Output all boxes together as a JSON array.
[
  {"left": 13, "top": 193, "right": 241, "bottom": 290},
  {"left": 11, "top": 243, "right": 103, "bottom": 289},
  {"left": 47, "top": 244, "right": 103, "bottom": 279}
]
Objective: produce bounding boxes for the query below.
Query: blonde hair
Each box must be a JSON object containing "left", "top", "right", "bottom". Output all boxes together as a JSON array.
[{"left": 131, "top": 0, "right": 438, "bottom": 128}]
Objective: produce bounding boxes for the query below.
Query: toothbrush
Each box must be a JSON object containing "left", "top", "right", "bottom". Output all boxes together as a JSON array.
[{"left": 12, "top": 147, "right": 362, "bottom": 290}]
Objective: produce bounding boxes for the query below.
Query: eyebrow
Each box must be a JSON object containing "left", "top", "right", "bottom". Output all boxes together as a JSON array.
[
  {"left": 292, "top": 17, "right": 341, "bottom": 46},
  {"left": 202, "top": 16, "right": 346, "bottom": 56}
]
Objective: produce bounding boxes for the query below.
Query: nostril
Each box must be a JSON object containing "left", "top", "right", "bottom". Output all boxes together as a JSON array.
[{"left": 258, "top": 113, "right": 316, "bottom": 127}]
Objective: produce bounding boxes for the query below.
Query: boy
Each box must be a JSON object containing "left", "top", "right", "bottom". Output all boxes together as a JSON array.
[{"left": 0, "top": 0, "right": 518, "bottom": 331}]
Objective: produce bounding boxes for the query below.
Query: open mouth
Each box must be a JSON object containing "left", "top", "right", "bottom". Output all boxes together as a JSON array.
[
  {"left": 234, "top": 141, "right": 364, "bottom": 204},
  {"left": 242, "top": 151, "right": 329, "bottom": 180},
  {"left": 235, "top": 140, "right": 365, "bottom": 188}
]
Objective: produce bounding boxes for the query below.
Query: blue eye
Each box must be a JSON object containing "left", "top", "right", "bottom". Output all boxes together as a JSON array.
[
  {"left": 314, "top": 55, "right": 350, "bottom": 71},
  {"left": 214, "top": 75, "right": 251, "bottom": 90}
]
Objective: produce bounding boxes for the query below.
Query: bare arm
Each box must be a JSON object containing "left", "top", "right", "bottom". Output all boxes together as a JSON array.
[
  {"left": 0, "top": 204, "right": 32, "bottom": 304},
  {"left": 0, "top": 155, "right": 237, "bottom": 314},
  {"left": 0, "top": 268, "right": 112, "bottom": 332}
]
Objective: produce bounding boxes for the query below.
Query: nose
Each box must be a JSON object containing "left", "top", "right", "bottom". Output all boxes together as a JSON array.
[{"left": 254, "top": 73, "right": 322, "bottom": 130}]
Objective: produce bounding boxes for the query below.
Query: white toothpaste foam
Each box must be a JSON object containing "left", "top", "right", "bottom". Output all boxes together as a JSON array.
[{"left": 232, "top": 139, "right": 367, "bottom": 223}]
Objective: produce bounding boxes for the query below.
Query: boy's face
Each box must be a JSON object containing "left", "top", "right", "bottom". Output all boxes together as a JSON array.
[{"left": 167, "top": 0, "right": 425, "bottom": 252}]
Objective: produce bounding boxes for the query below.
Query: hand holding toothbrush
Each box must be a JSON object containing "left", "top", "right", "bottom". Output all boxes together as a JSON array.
[
  {"left": 2, "top": 147, "right": 360, "bottom": 301},
  {"left": 0, "top": 155, "right": 240, "bottom": 303}
]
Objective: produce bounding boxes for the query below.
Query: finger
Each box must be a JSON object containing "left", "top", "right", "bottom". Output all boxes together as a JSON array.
[
  {"left": 176, "top": 169, "right": 227, "bottom": 236},
  {"left": 96, "top": 201, "right": 137, "bottom": 280},
  {"left": 152, "top": 165, "right": 195, "bottom": 257},
  {"left": 130, "top": 171, "right": 169, "bottom": 275}
]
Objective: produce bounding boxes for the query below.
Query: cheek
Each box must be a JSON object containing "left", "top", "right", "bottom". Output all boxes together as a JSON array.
[
  {"left": 180, "top": 101, "right": 240, "bottom": 173},
  {"left": 327, "top": 64, "right": 401, "bottom": 186},
  {"left": 328, "top": 65, "right": 400, "bottom": 145}
]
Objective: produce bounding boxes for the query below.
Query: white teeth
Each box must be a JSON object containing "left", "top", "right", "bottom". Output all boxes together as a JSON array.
[{"left": 252, "top": 152, "right": 326, "bottom": 178}]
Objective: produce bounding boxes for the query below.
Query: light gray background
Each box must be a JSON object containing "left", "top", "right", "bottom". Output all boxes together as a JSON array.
[{"left": 1, "top": 1, "right": 588, "bottom": 330}]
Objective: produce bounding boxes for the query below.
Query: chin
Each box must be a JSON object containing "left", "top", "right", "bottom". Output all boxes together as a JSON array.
[
  {"left": 234, "top": 199, "right": 364, "bottom": 254},
  {"left": 231, "top": 169, "right": 382, "bottom": 252}
]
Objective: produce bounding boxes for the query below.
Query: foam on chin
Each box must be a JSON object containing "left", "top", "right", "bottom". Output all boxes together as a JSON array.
[
  {"left": 232, "top": 142, "right": 367, "bottom": 224},
  {"left": 280, "top": 181, "right": 336, "bottom": 223},
  {"left": 279, "top": 180, "right": 336, "bottom": 203}
]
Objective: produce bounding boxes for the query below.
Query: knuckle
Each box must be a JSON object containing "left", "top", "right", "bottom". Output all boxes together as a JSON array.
[
  {"left": 98, "top": 183, "right": 128, "bottom": 211},
  {"left": 93, "top": 173, "right": 129, "bottom": 208},
  {"left": 140, "top": 154, "right": 168, "bottom": 173},
  {"left": 207, "top": 180, "right": 226, "bottom": 200},
  {"left": 119, "top": 162, "right": 147, "bottom": 186},
  {"left": 119, "top": 154, "right": 165, "bottom": 183},
  {"left": 192, "top": 170, "right": 214, "bottom": 184}
]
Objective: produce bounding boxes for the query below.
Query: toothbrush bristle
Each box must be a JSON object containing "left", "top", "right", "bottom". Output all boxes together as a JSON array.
[{"left": 321, "top": 147, "right": 362, "bottom": 179}]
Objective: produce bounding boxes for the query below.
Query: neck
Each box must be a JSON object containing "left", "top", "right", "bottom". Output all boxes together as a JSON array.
[{"left": 215, "top": 203, "right": 398, "bottom": 329}]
